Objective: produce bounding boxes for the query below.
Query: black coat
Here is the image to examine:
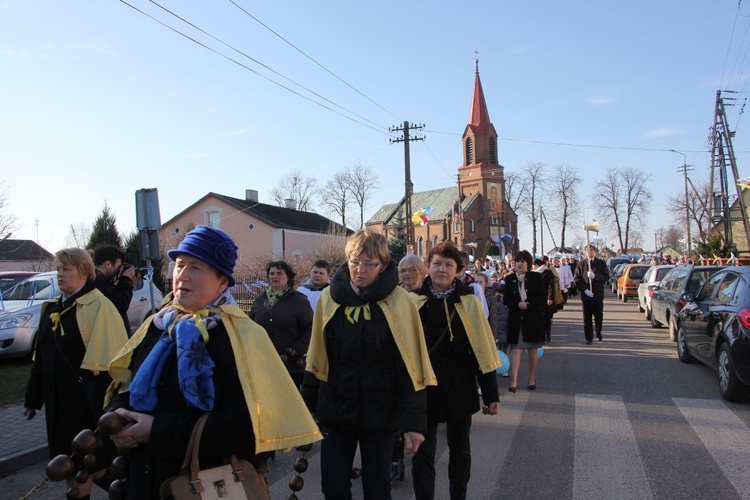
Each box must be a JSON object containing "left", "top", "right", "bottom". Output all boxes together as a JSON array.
[
  {"left": 24, "top": 281, "right": 117, "bottom": 466},
  {"left": 502, "top": 272, "right": 547, "bottom": 344},
  {"left": 538, "top": 267, "right": 558, "bottom": 315},
  {"left": 94, "top": 270, "right": 133, "bottom": 333},
  {"left": 573, "top": 257, "right": 608, "bottom": 300},
  {"left": 416, "top": 277, "right": 500, "bottom": 422},
  {"left": 107, "top": 320, "right": 257, "bottom": 500},
  {"left": 301, "top": 261, "right": 426, "bottom": 435},
  {"left": 250, "top": 288, "right": 313, "bottom": 375}
]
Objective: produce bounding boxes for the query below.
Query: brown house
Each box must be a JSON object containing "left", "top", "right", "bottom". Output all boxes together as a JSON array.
[{"left": 367, "top": 62, "right": 518, "bottom": 259}]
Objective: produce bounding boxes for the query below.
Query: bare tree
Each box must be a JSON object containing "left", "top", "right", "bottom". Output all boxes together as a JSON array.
[
  {"left": 659, "top": 225, "right": 685, "bottom": 250},
  {"left": 665, "top": 180, "right": 711, "bottom": 245},
  {"left": 595, "top": 167, "right": 652, "bottom": 253},
  {"left": 504, "top": 170, "right": 527, "bottom": 215},
  {"left": 518, "top": 162, "right": 546, "bottom": 255},
  {"left": 322, "top": 169, "right": 354, "bottom": 227},
  {"left": 270, "top": 170, "right": 320, "bottom": 212},
  {"left": 348, "top": 163, "right": 379, "bottom": 229},
  {"left": 0, "top": 177, "right": 19, "bottom": 241},
  {"left": 546, "top": 164, "right": 581, "bottom": 249},
  {"left": 64, "top": 223, "right": 91, "bottom": 248}
]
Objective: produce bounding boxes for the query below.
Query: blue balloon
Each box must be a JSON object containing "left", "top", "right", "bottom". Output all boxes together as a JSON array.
[{"left": 496, "top": 350, "right": 510, "bottom": 374}]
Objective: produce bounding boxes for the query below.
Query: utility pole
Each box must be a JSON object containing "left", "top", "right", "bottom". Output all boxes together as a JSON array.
[
  {"left": 669, "top": 149, "right": 692, "bottom": 259},
  {"left": 390, "top": 121, "right": 425, "bottom": 251}
]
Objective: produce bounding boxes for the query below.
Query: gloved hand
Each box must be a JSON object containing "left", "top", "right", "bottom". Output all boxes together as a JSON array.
[
  {"left": 587, "top": 270, "right": 595, "bottom": 279},
  {"left": 584, "top": 289, "right": 594, "bottom": 298}
]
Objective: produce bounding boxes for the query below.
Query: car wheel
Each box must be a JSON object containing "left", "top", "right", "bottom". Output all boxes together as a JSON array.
[
  {"left": 676, "top": 322, "right": 696, "bottom": 363},
  {"left": 650, "top": 310, "right": 662, "bottom": 328},
  {"left": 622, "top": 292, "right": 628, "bottom": 303},
  {"left": 645, "top": 305, "right": 651, "bottom": 321},
  {"left": 669, "top": 316, "right": 678, "bottom": 342},
  {"left": 717, "top": 343, "right": 750, "bottom": 402}
]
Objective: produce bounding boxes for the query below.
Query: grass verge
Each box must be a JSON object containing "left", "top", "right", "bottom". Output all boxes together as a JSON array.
[{"left": 0, "top": 359, "right": 31, "bottom": 407}]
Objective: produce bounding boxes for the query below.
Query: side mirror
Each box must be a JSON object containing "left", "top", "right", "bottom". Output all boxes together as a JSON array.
[
  {"left": 681, "top": 291, "right": 696, "bottom": 303},
  {"left": 648, "top": 284, "right": 660, "bottom": 291}
]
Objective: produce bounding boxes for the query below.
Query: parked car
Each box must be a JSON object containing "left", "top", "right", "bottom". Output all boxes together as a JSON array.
[
  {"left": 0, "top": 271, "right": 38, "bottom": 294},
  {"left": 637, "top": 265, "right": 674, "bottom": 320},
  {"left": 649, "top": 266, "right": 723, "bottom": 341},
  {"left": 616, "top": 264, "right": 650, "bottom": 302},
  {"left": 676, "top": 267, "right": 750, "bottom": 401},
  {"left": 0, "top": 271, "right": 164, "bottom": 359},
  {"left": 610, "top": 263, "right": 629, "bottom": 294},
  {"left": 606, "top": 257, "right": 632, "bottom": 286}
]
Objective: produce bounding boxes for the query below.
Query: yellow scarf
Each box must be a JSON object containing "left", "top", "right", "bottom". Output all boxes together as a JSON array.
[
  {"left": 411, "top": 293, "right": 502, "bottom": 374},
  {"left": 306, "top": 286, "right": 436, "bottom": 390},
  {"left": 42, "top": 289, "right": 129, "bottom": 374},
  {"left": 108, "top": 303, "right": 321, "bottom": 453}
]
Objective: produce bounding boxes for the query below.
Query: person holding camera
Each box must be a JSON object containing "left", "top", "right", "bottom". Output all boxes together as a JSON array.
[{"left": 92, "top": 244, "right": 135, "bottom": 333}]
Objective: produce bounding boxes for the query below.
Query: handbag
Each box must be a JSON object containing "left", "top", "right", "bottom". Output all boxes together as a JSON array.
[{"left": 159, "top": 414, "right": 271, "bottom": 500}]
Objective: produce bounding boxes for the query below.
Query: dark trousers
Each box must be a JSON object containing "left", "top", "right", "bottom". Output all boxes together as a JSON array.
[
  {"left": 412, "top": 416, "right": 472, "bottom": 500},
  {"left": 543, "top": 313, "right": 553, "bottom": 342},
  {"left": 581, "top": 298, "right": 603, "bottom": 342},
  {"left": 320, "top": 426, "right": 395, "bottom": 500}
]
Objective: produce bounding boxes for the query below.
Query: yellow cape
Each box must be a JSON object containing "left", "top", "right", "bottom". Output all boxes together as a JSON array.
[
  {"left": 42, "top": 288, "right": 129, "bottom": 374},
  {"left": 411, "top": 293, "right": 502, "bottom": 374},
  {"left": 107, "top": 304, "right": 321, "bottom": 453},
  {"left": 306, "top": 286, "right": 437, "bottom": 390}
]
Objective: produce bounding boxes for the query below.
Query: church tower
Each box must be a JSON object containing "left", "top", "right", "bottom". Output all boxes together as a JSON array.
[{"left": 457, "top": 58, "right": 513, "bottom": 256}]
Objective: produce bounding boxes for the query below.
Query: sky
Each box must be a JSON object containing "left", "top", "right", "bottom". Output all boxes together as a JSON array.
[{"left": 2, "top": 0, "right": 750, "bottom": 255}]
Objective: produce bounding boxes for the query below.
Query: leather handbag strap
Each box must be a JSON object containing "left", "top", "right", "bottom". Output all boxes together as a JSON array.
[{"left": 180, "top": 413, "right": 211, "bottom": 494}]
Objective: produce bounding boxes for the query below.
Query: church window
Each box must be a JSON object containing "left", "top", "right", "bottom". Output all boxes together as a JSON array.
[
  {"left": 489, "top": 137, "right": 496, "bottom": 164},
  {"left": 470, "top": 218, "right": 475, "bottom": 232},
  {"left": 465, "top": 137, "right": 474, "bottom": 165},
  {"left": 417, "top": 236, "right": 424, "bottom": 257},
  {"left": 432, "top": 235, "right": 438, "bottom": 249}
]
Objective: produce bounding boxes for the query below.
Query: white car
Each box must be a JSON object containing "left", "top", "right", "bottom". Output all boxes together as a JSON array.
[
  {"left": 637, "top": 265, "right": 674, "bottom": 320},
  {"left": 0, "top": 270, "right": 163, "bottom": 359}
]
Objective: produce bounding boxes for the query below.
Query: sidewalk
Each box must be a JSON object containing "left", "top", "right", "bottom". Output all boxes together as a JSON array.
[{"left": 0, "top": 404, "right": 48, "bottom": 475}]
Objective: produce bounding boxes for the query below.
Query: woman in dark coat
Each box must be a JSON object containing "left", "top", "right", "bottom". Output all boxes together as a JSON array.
[
  {"left": 106, "top": 226, "right": 320, "bottom": 499},
  {"left": 412, "top": 242, "right": 501, "bottom": 500},
  {"left": 24, "top": 248, "right": 129, "bottom": 498},
  {"left": 250, "top": 260, "right": 313, "bottom": 387},
  {"left": 302, "top": 229, "right": 435, "bottom": 499},
  {"left": 503, "top": 250, "right": 547, "bottom": 393}
]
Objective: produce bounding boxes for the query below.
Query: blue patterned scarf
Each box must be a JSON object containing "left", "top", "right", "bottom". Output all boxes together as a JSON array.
[{"left": 129, "top": 291, "right": 235, "bottom": 412}]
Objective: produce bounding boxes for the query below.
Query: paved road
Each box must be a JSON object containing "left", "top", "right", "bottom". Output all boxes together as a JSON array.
[{"left": 2, "top": 293, "right": 749, "bottom": 499}]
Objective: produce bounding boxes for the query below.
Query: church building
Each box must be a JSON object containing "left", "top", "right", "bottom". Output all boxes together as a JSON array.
[{"left": 366, "top": 62, "right": 518, "bottom": 260}]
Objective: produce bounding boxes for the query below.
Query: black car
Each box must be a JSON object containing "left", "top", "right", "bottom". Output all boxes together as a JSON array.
[{"left": 677, "top": 267, "right": 750, "bottom": 402}]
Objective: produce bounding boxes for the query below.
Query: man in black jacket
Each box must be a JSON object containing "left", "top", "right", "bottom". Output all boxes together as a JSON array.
[
  {"left": 92, "top": 244, "right": 134, "bottom": 333},
  {"left": 573, "top": 245, "right": 609, "bottom": 344}
]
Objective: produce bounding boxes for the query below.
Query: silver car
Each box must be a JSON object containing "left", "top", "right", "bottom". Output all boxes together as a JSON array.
[
  {"left": 0, "top": 271, "right": 163, "bottom": 359},
  {"left": 637, "top": 265, "right": 674, "bottom": 321}
]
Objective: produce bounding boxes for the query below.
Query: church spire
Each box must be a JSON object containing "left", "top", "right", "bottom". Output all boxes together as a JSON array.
[{"left": 468, "top": 55, "right": 491, "bottom": 135}]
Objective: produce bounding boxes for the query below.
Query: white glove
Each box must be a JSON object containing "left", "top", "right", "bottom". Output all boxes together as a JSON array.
[
  {"left": 584, "top": 289, "right": 594, "bottom": 298},
  {"left": 587, "top": 270, "right": 595, "bottom": 279}
]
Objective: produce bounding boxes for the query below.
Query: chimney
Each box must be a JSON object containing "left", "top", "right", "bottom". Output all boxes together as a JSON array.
[
  {"left": 284, "top": 198, "right": 297, "bottom": 210},
  {"left": 245, "top": 190, "right": 258, "bottom": 203}
]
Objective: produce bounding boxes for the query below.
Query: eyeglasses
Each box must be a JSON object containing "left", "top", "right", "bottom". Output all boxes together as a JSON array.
[{"left": 348, "top": 259, "right": 381, "bottom": 270}]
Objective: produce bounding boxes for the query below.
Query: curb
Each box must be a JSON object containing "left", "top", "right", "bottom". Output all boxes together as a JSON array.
[{"left": 0, "top": 445, "right": 48, "bottom": 475}]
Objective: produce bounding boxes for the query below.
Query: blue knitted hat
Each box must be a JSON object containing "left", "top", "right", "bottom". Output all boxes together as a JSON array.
[{"left": 167, "top": 226, "right": 237, "bottom": 287}]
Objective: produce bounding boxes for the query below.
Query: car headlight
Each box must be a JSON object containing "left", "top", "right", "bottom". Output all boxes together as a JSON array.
[{"left": 0, "top": 313, "right": 32, "bottom": 329}]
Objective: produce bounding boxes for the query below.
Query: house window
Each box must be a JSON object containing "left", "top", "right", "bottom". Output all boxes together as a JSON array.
[
  {"left": 417, "top": 236, "right": 424, "bottom": 257},
  {"left": 206, "top": 210, "right": 221, "bottom": 229},
  {"left": 470, "top": 219, "right": 475, "bottom": 233}
]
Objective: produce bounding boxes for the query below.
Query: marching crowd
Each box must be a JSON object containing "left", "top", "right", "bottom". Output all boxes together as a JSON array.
[{"left": 22, "top": 226, "right": 604, "bottom": 500}]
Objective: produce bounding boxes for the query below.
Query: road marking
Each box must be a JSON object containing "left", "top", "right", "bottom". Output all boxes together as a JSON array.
[
  {"left": 574, "top": 394, "right": 653, "bottom": 500},
  {"left": 673, "top": 398, "right": 750, "bottom": 499}
]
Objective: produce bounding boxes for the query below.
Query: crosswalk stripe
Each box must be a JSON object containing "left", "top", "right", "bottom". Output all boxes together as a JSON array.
[
  {"left": 574, "top": 394, "right": 653, "bottom": 500},
  {"left": 673, "top": 398, "right": 750, "bottom": 500}
]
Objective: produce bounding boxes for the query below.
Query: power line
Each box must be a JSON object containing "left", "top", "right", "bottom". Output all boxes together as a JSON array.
[
  {"left": 118, "top": 0, "right": 389, "bottom": 135},
  {"left": 226, "top": 0, "right": 402, "bottom": 122}
]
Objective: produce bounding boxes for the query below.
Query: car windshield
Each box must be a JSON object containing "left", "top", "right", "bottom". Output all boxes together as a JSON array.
[
  {"left": 629, "top": 267, "right": 649, "bottom": 279},
  {"left": 1, "top": 278, "right": 54, "bottom": 301},
  {"left": 686, "top": 269, "right": 720, "bottom": 293},
  {"left": 655, "top": 267, "right": 673, "bottom": 280}
]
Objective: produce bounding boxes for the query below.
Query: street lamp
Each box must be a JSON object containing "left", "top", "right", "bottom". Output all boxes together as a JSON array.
[{"left": 669, "top": 149, "right": 691, "bottom": 260}]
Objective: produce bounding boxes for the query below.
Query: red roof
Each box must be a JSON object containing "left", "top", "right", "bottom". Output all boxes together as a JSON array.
[{"left": 468, "top": 66, "right": 491, "bottom": 135}]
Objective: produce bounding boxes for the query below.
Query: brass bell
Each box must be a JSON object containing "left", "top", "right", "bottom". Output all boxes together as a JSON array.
[
  {"left": 293, "top": 457, "right": 308, "bottom": 473},
  {"left": 83, "top": 453, "right": 97, "bottom": 469},
  {"left": 75, "top": 469, "right": 89, "bottom": 484},
  {"left": 65, "top": 486, "right": 79, "bottom": 499},
  {"left": 46, "top": 454, "right": 75, "bottom": 482},
  {"left": 109, "top": 455, "right": 129, "bottom": 480},
  {"left": 97, "top": 412, "right": 126, "bottom": 436},
  {"left": 288, "top": 475, "right": 304, "bottom": 492},
  {"left": 108, "top": 478, "right": 126, "bottom": 500},
  {"left": 72, "top": 429, "right": 98, "bottom": 456}
]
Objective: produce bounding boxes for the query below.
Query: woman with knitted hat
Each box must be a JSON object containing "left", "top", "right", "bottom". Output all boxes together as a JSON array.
[{"left": 105, "top": 226, "right": 321, "bottom": 499}]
